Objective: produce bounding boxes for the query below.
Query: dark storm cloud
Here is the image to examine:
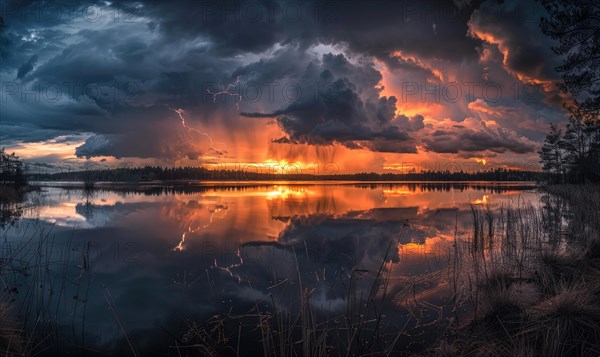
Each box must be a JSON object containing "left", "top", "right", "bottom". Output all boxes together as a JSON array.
[
  {"left": 1, "top": 4, "right": 246, "bottom": 158},
  {"left": 123, "top": 0, "right": 483, "bottom": 62},
  {"left": 73, "top": 106, "right": 227, "bottom": 159},
  {"left": 240, "top": 52, "right": 418, "bottom": 153},
  {"left": 395, "top": 114, "right": 425, "bottom": 132},
  {"left": 75, "top": 134, "right": 112, "bottom": 158},
  {"left": 468, "top": 0, "right": 562, "bottom": 83},
  {"left": 421, "top": 120, "right": 537, "bottom": 155},
  {"left": 0, "top": 0, "right": 565, "bottom": 161},
  {"left": 314, "top": 0, "right": 485, "bottom": 65},
  {"left": 114, "top": 0, "right": 292, "bottom": 56},
  {"left": 16, "top": 54, "right": 37, "bottom": 79},
  {"left": 476, "top": 3, "right": 553, "bottom": 75},
  {"left": 0, "top": 124, "right": 68, "bottom": 145}
]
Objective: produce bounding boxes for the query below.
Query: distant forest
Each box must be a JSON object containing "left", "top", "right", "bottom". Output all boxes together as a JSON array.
[{"left": 27, "top": 166, "right": 542, "bottom": 182}]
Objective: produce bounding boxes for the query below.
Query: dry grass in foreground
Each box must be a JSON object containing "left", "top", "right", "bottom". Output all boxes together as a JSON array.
[{"left": 431, "top": 184, "right": 600, "bottom": 357}]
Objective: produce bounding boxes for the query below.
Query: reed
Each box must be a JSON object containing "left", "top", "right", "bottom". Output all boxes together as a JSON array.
[
  {"left": 432, "top": 184, "right": 600, "bottom": 356},
  {"left": 0, "top": 217, "right": 95, "bottom": 356}
]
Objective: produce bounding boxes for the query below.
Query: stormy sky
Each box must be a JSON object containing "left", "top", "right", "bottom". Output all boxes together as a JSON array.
[{"left": 0, "top": 0, "right": 568, "bottom": 173}]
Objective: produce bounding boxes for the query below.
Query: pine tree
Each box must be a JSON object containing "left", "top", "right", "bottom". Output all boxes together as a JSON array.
[
  {"left": 541, "top": 0, "right": 600, "bottom": 114},
  {"left": 559, "top": 103, "right": 600, "bottom": 182},
  {"left": 539, "top": 124, "right": 565, "bottom": 183}
]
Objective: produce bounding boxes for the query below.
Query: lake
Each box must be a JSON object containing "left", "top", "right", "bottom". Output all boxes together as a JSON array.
[{"left": 0, "top": 182, "right": 542, "bottom": 355}]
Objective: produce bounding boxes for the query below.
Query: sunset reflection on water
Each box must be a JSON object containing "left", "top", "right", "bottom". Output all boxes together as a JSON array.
[
  {"left": 22, "top": 183, "right": 539, "bottom": 250},
  {"left": 4, "top": 182, "right": 540, "bottom": 354}
]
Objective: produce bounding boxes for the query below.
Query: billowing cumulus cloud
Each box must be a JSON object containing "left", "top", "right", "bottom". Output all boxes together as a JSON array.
[
  {"left": 240, "top": 53, "right": 418, "bottom": 153},
  {"left": 395, "top": 114, "right": 425, "bottom": 132}
]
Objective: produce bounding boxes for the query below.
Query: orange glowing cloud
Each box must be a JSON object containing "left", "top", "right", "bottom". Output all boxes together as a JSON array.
[
  {"left": 473, "top": 158, "right": 487, "bottom": 166},
  {"left": 467, "top": 17, "right": 566, "bottom": 104}
]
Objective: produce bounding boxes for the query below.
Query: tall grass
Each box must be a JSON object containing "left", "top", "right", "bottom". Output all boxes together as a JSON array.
[
  {"left": 0, "top": 301, "right": 24, "bottom": 356},
  {"left": 0, "top": 218, "right": 94, "bottom": 356},
  {"left": 432, "top": 184, "right": 600, "bottom": 356}
]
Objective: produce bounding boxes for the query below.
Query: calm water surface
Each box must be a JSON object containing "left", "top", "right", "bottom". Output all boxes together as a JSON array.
[{"left": 1, "top": 182, "right": 541, "bottom": 355}]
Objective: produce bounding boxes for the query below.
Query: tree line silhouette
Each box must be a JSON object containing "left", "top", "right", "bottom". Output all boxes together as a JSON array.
[{"left": 28, "top": 166, "right": 541, "bottom": 182}]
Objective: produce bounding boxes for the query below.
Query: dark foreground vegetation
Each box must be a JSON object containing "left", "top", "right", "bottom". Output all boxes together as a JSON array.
[
  {"left": 0, "top": 149, "right": 26, "bottom": 187},
  {"left": 0, "top": 149, "right": 31, "bottom": 228},
  {"left": 429, "top": 184, "right": 600, "bottom": 356}
]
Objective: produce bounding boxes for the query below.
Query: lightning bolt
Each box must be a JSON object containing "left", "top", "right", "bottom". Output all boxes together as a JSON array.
[
  {"left": 212, "top": 248, "right": 244, "bottom": 283},
  {"left": 167, "top": 106, "right": 226, "bottom": 157},
  {"left": 171, "top": 205, "right": 228, "bottom": 252},
  {"left": 207, "top": 75, "right": 242, "bottom": 110},
  {"left": 173, "top": 227, "right": 198, "bottom": 252},
  {"left": 203, "top": 205, "right": 228, "bottom": 229}
]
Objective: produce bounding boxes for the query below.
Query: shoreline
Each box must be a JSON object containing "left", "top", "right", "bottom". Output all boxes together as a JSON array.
[{"left": 28, "top": 179, "right": 541, "bottom": 187}]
